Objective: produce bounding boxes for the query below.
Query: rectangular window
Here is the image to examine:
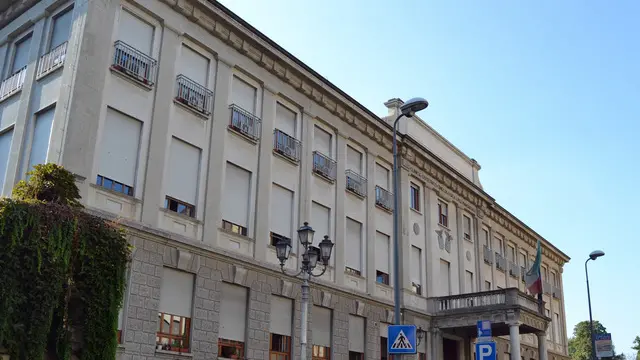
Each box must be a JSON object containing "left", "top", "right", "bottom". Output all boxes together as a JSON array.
[
  {"left": 554, "top": 312, "right": 561, "bottom": 343},
  {"left": 507, "top": 245, "right": 516, "bottom": 261},
  {"left": 232, "top": 75, "right": 256, "bottom": 114},
  {"left": 410, "top": 183, "right": 420, "bottom": 211},
  {"left": 270, "top": 296, "right": 292, "bottom": 360},
  {"left": 97, "top": 175, "right": 134, "bottom": 197},
  {"left": 314, "top": 125, "right": 332, "bottom": 157},
  {"left": 481, "top": 227, "right": 489, "bottom": 247},
  {"left": 375, "top": 232, "right": 390, "bottom": 285},
  {"left": 518, "top": 252, "right": 527, "bottom": 267},
  {"left": 542, "top": 266, "right": 549, "bottom": 282},
  {"left": 348, "top": 315, "right": 365, "bottom": 357},
  {"left": 276, "top": 102, "right": 296, "bottom": 137},
  {"left": 345, "top": 217, "right": 362, "bottom": 275},
  {"left": 28, "top": 107, "right": 55, "bottom": 172},
  {"left": 493, "top": 236, "right": 503, "bottom": 255},
  {"left": 346, "top": 145, "right": 362, "bottom": 174},
  {"left": 117, "top": 9, "right": 154, "bottom": 55},
  {"left": 0, "top": 129, "right": 14, "bottom": 193},
  {"left": 11, "top": 35, "right": 31, "bottom": 74},
  {"left": 157, "top": 268, "right": 194, "bottom": 352},
  {"left": 311, "top": 201, "right": 331, "bottom": 243},
  {"left": 222, "top": 162, "right": 251, "bottom": 232},
  {"left": 179, "top": 44, "right": 209, "bottom": 86},
  {"left": 463, "top": 215, "right": 472, "bottom": 241},
  {"left": 166, "top": 137, "right": 200, "bottom": 216},
  {"left": 270, "top": 184, "right": 294, "bottom": 246},
  {"left": 485, "top": 281, "right": 491, "bottom": 290},
  {"left": 438, "top": 200, "right": 448, "bottom": 227},
  {"left": 380, "top": 324, "right": 389, "bottom": 360},
  {"left": 375, "top": 163, "right": 389, "bottom": 190},
  {"left": 440, "top": 259, "right": 451, "bottom": 295},
  {"left": 551, "top": 271, "right": 557, "bottom": 286},
  {"left": 410, "top": 246, "right": 422, "bottom": 295},
  {"left": 312, "top": 306, "right": 331, "bottom": 358},
  {"left": 219, "top": 283, "right": 247, "bottom": 357},
  {"left": 465, "top": 270, "right": 474, "bottom": 293},
  {"left": 50, "top": 8, "right": 73, "bottom": 50},
  {"left": 98, "top": 108, "right": 141, "bottom": 194}
]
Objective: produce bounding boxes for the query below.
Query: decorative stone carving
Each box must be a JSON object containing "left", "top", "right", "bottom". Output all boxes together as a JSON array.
[
  {"left": 355, "top": 300, "right": 365, "bottom": 316},
  {"left": 466, "top": 251, "right": 472, "bottom": 261},
  {"left": 280, "top": 279, "right": 294, "bottom": 298},
  {"left": 320, "top": 291, "right": 332, "bottom": 307},
  {"left": 445, "top": 233, "right": 452, "bottom": 253},
  {"left": 232, "top": 264, "right": 248, "bottom": 285},
  {"left": 436, "top": 230, "right": 444, "bottom": 250},
  {"left": 413, "top": 223, "right": 420, "bottom": 235},
  {"left": 385, "top": 309, "right": 394, "bottom": 323},
  {"left": 177, "top": 249, "right": 192, "bottom": 271}
]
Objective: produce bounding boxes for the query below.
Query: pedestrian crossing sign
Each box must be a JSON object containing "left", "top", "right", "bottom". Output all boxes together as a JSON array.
[{"left": 388, "top": 325, "right": 417, "bottom": 354}]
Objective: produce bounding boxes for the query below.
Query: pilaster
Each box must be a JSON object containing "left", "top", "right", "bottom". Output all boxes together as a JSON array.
[
  {"left": 139, "top": 27, "right": 181, "bottom": 226},
  {"left": 398, "top": 166, "right": 411, "bottom": 291},
  {"left": 334, "top": 132, "right": 347, "bottom": 286},
  {"left": 365, "top": 150, "right": 377, "bottom": 294},
  {"left": 488, "top": 226, "right": 496, "bottom": 288},
  {"left": 474, "top": 214, "right": 483, "bottom": 291},
  {"left": 299, "top": 111, "right": 314, "bottom": 224},
  {"left": 455, "top": 203, "right": 465, "bottom": 292}
]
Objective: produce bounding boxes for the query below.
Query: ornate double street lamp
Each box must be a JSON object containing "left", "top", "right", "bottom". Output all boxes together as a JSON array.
[{"left": 275, "top": 222, "right": 334, "bottom": 360}]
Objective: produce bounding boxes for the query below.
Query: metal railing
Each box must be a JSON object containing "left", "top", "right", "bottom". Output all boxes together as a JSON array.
[
  {"left": 273, "top": 129, "right": 301, "bottom": 162},
  {"left": 521, "top": 266, "right": 526, "bottom": 282},
  {"left": 111, "top": 40, "right": 157, "bottom": 86},
  {"left": 229, "top": 104, "right": 262, "bottom": 141},
  {"left": 312, "top": 151, "right": 337, "bottom": 181},
  {"left": 345, "top": 170, "right": 367, "bottom": 197},
  {"left": 375, "top": 186, "right": 393, "bottom": 211},
  {"left": 552, "top": 285, "right": 561, "bottom": 298},
  {"left": 37, "top": 41, "right": 67, "bottom": 78},
  {"left": 175, "top": 75, "right": 213, "bottom": 115},
  {"left": 430, "top": 288, "right": 543, "bottom": 315},
  {"left": 496, "top": 253, "right": 507, "bottom": 271},
  {"left": 543, "top": 281, "right": 552, "bottom": 295},
  {"left": 483, "top": 245, "right": 494, "bottom": 264},
  {"left": 0, "top": 66, "right": 27, "bottom": 100},
  {"left": 509, "top": 262, "right": 520, "bottom": 278}
]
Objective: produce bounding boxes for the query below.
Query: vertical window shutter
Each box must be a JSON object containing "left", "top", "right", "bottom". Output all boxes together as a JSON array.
[
  {"left": 179, "top": 45, "right": 209, "bottom": 85},
  {"left": 276, "top": 103, "right": 296, "bottom": 136},
  {"left": 345, "top": 218, "right": 362, "bottom": 272},
  {"left": 12, "top": 36, "right": 31, "bottom": 73},
  {"left": 222, "top": 162, "right": 251, "bottom": 227},
  {"left": 28, "top": 107, "right": 55, "bottom": 170},
  {"left": 219, "top": 283, "right": 247, "bottom": 341},
  {"left": 158, "top": 268, "right": 194, "bottom": 317},
  {"left": 410, "top": 246, "right": 421, "bottom": 286},
  {"left": 167, "top": 138, "right": 200, "bottom": 205},
  {"left": 346, "top": 146, "right": 362, "bottom": 174},
  {"left": 375, "top": 163, "right": 389, "bottom": 189},
  {"left": 117, "top": 10, "right": 154, "bottom": 55},
  {"left": 270, "top": 184, "right": 293, "bottom": 238},
  {"left": 440, "top": 259, "right": 450, "bottom": 295},
  {"left": 50, "top": 9, "right": 73, "bottom": 50},
  {"left": 313, "top": 126, "right": 332, "bottom": 156},
  {"left": 465, "top": 271, "right": 474, "bottom": 292},
  {"left": 0, "top": 129, "right": 14, "bottom": 192},
  {"left": 375, "top": 232, "right": 389, "bottom": 273},
  {"left": 270, "top": 296, "right": 292, "bottom": 336},
  {"left": 311, "top": 202, "right": 330, "bottom": 241},
  {"left": 231, "top": 76, "right": 256, "bottom": 114},
  {"left": 99, "top": 109, "right": 142, "bottom": 187},
  {"left": 348, "top": 315, "right": 364, "bottom": 353},
  {"left": 312, "top": 306, "right": 331, "bottom": 347}
]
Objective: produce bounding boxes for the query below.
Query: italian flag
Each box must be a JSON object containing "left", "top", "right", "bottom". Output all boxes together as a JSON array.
[{"left": 524, "top": 240, "right": 543, "bottom": 294}]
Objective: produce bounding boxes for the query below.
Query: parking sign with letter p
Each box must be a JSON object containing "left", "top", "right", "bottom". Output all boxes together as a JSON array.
[{"left": 475, "top": 341, "right": 496, "bottom": 360}]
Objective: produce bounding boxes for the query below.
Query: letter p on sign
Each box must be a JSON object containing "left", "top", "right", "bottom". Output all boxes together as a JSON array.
[{"left": 475, "top": 342, "right": 496, "bottom": 360}]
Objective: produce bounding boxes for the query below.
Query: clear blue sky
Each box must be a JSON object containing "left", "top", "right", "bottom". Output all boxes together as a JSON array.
[{"left": 219, "top": 0, "right": 640, "bottom": 354}]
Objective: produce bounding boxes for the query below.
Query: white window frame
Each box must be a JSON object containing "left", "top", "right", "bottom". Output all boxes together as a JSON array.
[
  {"left": 45, "top": 3, "right": 74, "bottom": 52},
  {"left": 6, "top": 31, "right": 33, "bottom": 78},
  {"left": 230, "top": 70, "right": 262, "bottom": 117}
]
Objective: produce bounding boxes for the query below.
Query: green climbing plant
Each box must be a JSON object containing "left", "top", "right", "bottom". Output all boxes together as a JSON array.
[{"left": 0, "top": 164, "right": 131, "bottom": 360}]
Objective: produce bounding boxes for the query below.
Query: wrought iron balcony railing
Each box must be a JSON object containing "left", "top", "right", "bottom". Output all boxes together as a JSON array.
[
  {"left": 520, "top": 266, "right": 526, "bottom": 282},
  {"left": 175, "top": 75, "right": 213, "bottom": 116},
  {"left": 496, "top": 253, "right": 507, "bottom": 271},
  {"left": 552, "top": 285, "right": 561, "bottom": 299},
  {"left": 483, "top": 245, "right": 494, "bottom": 264},
  {"left": 273, "top": 129, "right": 301, "bottom": 162},
  {"left": 345, "top": 170, "right": 367, "bottom": 197},
  {"left": 509, "top": 262, "right": 520, "bottom": 278},
  {"left": 37, "top": 41, "right": 68, "bottom": 78},
  {"left": 375, "top": 186, "right": 393, "bottom": 211},
  {"left": 111, "top": 40, "right": 157, "bottom": 86},
  {"left": 312, "top": 151, "right": 337, "bottom": 181},
  {"left": 543, "top": 281, "right": 552, "bottom": 295},
  {"left": 229, "top": 104, "right": 262, "bottom": 141},
  {"left": 0, "top": 66, "right": 26, "bottom": 100}
]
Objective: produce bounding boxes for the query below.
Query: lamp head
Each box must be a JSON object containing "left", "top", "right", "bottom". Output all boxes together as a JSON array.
[
  {"left": 588, "top": 250, "right": 605, "bottom": 260},
  {"left": 307, "top": 246, "right": 320, "bottom": 269},
  {"left": 275, "top": 238, "right": 292, "bottom": 265},
  {"left": 297, "top": 222, "right": 315, "bottom": 247},
  {"left": 318, "top": 235, "right": 334, "bottom": 266},
  {"left": 400, "top": 97, "right": 429, "bottom": 117}
]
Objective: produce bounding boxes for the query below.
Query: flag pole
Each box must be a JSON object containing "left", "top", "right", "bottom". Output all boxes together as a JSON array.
[{"left": 537, "top": 292, "right": 543, "bottom": 315}]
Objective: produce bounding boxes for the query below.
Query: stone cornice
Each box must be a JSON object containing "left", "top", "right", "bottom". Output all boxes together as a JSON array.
[{"left": 153, "top": 0, "right": 569, "bottom": 266}]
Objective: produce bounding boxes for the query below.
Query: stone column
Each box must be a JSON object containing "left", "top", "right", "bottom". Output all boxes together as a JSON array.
[
  {"left": 253, "top": 86, "right": 276, "bottom": 261},
  {"left": 432, "top": 329, "right": 443, "bottom": 360},
  {"left": 509, "top": 322, "right": 521, "bottom": 360},
  {"left": 139, "top": 27, "right": 181, "bottom": 225},
  {"left": 537, "top": 332, "right": 548, "bottom": 360},
  {"left": 334, "top": 132, "right": 347, "bottom": 285}
]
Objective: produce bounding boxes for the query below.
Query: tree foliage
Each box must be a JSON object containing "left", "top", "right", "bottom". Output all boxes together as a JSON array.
[
  {"left": 632, "top": 336, "right": 640, "bottom": 360},
  {"left": 568, "top": 321, "right": 625, "bottom": 360},
  {"left": 0, "top": 164, "right": 131, "bottom": 360}
]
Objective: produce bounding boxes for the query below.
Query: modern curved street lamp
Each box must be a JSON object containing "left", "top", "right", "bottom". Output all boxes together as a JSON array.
[
  {"left": 585, "top": 250, "right": 605, "bottom": 360},
  {"left": 275, "top": 222, "right": 334, "bottom": 360},
  {"left": 392, "top": 97, "right": 429, "bottom": 328}
]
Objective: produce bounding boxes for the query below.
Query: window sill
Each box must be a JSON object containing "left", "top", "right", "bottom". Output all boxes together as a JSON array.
[
  {"left": 312, "top": 170, "right": 336, "bottom": 184},
  {"left": 159, "top": 207, "right": 201, "bottom": 224},
  {"left": 344, "top": 270, "right": 365, "bottom": 279},
  {"left": 0, "top": 88, "right": 22, "bottom": 104},
  {"left": 375, "top": 204, "right": 393, "bottom": 214},
  {"left": 155, "top": 349, "right": 193, "bottom": 357},
  {"left": 173, "top": 98, "right": 210, "bottom": 120},
  {"left": 410, "top": 207, "right": 422, "bottom": 215},
  {"left": 227, "top": 125, "right": 259, "bottom": 145},
  {"left": 109, "top": 66, "right": 154, "bottom": 91},
  {"left": 496, "top": 267, "right": 506, "bottom": 273},
  {"left": 36, "top": 62, "right": 64, "bottom": 81},
  {"left": 345, "top": 188, "right": 366, "bottom": 199},
  {"left": 90, "top": 183, "right": 140, "bottom": 203},
  {"left": 463, "top": 236, "right": 473, "bottom": 244},
  {"left": 437, "top": 223, "right": 451, "bottom": 232},
  {"left": 267, "top": 243, "right": 297, "bottom": 257},
  {"left": 273, "top": 148, "right": 300, "bottom": 165},
  {"left": 375, "top": 281, "right": 393, "bottom": 290},
  {"left": 218, "top": 226, "right": 254, "bottom": 242}
]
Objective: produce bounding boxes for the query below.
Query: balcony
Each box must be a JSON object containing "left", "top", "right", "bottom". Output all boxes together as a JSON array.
[
  {"left": 0, "top": 66, "right": 26, "bottom": 100},
  {"left": 483, "top": 245, "right": 494, "bottom": 264},
  {"left": 273, "top": 129, "right": 301, "bottom": 163},
  {"left": 312, "top": 151, "right": 336, "bottom": 182},
  {"left": 375, "top": 186, "right": 393, "bottom": 211},
  {"left": 509, "top": 262, "right": 520, "bottom": 278},
  {"left": 543, "top": 281, "right": 552, "bottom": 295},
  {"left": 229, "top": 104, "right": 261, "bottom": 141},
  {"left": 111, "top": 40, "right": 157, "bottom": 86},
  {"left": 520, "top": 266, "right": 526, "bottom": 282},
  {"left": 345, "top": 170, "right": 366, "bottom": 197},
  {"left": 37, "top": 41, "right": 67, "bottom": 78},
  {"left": 552, "top": 285, "right": 561, "bottom": 299},
  {"left": 496, "top": 253, "right": 507, "bottom": 271},
  {"left": 174, "top": 75, "right": 213, "bottom": 116}
]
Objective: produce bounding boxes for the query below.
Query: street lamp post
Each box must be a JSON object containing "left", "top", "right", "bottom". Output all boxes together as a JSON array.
[
  {"left": 391, "top": 98, "right": 429, "bottom": 325},
  {"left": 275, "top": 222, "right": 334, "bottom": 360},
  {"left": 585, "top": 250, "right": 605, "bottom": 360}
]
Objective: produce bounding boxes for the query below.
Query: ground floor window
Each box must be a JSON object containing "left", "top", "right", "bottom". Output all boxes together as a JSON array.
[
  {"left": 312, "top": 344, "right": 330, "bottom": 359},
  {"left": 218, "top": 338, "right": 245, "bottom": 359},
  {"left": 156, "top": 313, "right": 190, "bottom": 352},
  {"left": 270, "top": 334, "right": 292, "bottom": 359},
  {"left": 349, "top": 351, "right": 364, "bottom": 360}
]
